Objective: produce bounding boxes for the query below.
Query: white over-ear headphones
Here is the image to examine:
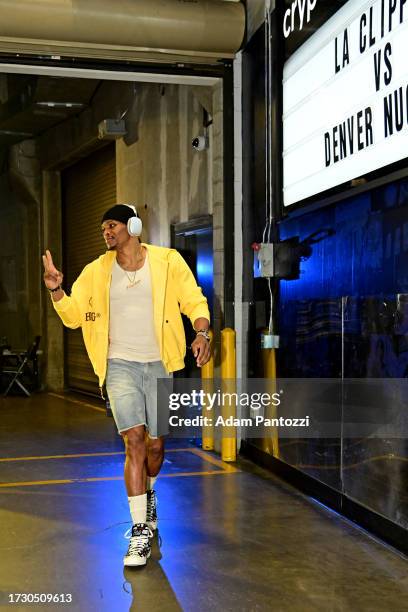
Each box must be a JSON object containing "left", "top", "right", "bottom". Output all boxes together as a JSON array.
[{"left": 124, "top": 204, "right": 142, "bottom": 237}]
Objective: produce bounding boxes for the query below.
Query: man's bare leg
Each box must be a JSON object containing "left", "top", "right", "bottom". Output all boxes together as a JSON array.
[
  {"left": 145, "top": 436, "right": 164, "bottom": 531},
  {"left": 146, "top": 436, "right": 165, "bottom": 479},
  {"left": 122, "top": 425, "right": 152, "bottom": 566},
  {"left": 122, "top": 425, "right": 148, "bottom": 530},
  {"left": 122, "top": 425, "right": 147, "bottom": 496}
]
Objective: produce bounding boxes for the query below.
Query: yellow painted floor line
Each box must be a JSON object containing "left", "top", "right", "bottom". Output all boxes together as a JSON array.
[
  {"left": 0, "top": 470, "right": 239, "bottom": 488},
  {"left": 187, "top": 447, "right": 240, "bottom": 472},
  {"left": 48, "top": 392, "right": 106, "bottom": 413},
  {"left": 0, "top": 448, "right": 194, "bottom": 463},
  {"left": 0, "top": 452, "right": 124, "bottom": 462}
]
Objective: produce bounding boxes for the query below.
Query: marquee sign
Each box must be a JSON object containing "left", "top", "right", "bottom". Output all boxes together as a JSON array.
[{"left": 282, "top": 0, "right": 408, "bottom": 207}]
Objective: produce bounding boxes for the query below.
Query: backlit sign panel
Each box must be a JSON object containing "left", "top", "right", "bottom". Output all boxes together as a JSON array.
[{"left": 283, "top": 0, "right": 408, "bottom": 207}]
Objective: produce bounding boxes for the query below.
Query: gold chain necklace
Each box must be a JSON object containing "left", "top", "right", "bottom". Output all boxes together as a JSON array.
[
  {"left": 124, "top": 270, "right": 140, "bottom": 289},
  {"left": 117, "top": 250, "right": 144, "bottom": 289}
]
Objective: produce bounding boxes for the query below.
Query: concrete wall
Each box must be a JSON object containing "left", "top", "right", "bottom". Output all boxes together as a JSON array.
[
  {"left": 42, "top": 171, "right": 64, "bottom": 390},
  {"left": 116, "top": 83, "right": 212, "bottom": 246},
  {"left": 233, "top": 52, "right": 245, "bottom": 381},
  {"left": 0, "top": 141, "right": 42, "bottom": 355},
  {"left": 0, "top": 171, "right": 28, "bottom": 349},
  {"left": 211, "top": 80, "right": 225, "bottom": 372}
]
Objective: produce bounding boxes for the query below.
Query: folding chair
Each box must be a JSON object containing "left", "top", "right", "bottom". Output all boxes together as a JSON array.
[{"left": 3, "top": 336, "right": 41, "bottom": 397}]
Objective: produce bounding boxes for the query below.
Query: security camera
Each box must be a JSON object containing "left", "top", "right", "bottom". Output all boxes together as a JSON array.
[
  {"left": 192, "top": 135, "right": 208, "bottom": 151},
  {"left": 98, "top": 118, "right": 127, "bottom": 140}
]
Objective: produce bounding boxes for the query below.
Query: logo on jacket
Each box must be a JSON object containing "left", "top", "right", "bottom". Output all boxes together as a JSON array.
[
  {"left": 85, "top": 312, "right": 101, "bottom": 321},
  {"left": 86, "top": 297, "right": 100, "bottom": 320}
]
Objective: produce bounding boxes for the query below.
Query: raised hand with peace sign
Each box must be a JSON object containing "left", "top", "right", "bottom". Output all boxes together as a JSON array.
[{"left": 42, "top": 249, "right": 64, "bottom": 300}]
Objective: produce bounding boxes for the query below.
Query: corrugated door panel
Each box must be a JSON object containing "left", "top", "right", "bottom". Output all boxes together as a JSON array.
[{"left": 62, "top": 144, "right": 116, "bottom": 395}]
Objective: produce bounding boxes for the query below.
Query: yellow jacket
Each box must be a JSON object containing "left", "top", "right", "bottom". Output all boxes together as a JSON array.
[{"left": 52, "top": 244, "right": 210, "bottom": 387}]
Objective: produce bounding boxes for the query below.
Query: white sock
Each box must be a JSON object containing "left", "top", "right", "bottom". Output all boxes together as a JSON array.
[
  {"left": 128, "top": 493, "right": 147, "bottom": 525},
  {"left": 147, "top": 475, "right": 157, "bottom": 491}
]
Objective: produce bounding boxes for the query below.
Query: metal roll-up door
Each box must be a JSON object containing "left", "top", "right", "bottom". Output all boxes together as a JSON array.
[{"left": 62, "top": 144, "right": 116, "bottom": 394}]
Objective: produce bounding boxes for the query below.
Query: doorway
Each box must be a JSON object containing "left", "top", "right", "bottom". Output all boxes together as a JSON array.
[{"left": 172, "top": 216, "right": 213, "bottom": 377}]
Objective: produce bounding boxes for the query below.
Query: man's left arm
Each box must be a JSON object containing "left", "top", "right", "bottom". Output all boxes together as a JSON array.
[
  {"left": 191, "top": 317, "right": 211, "bottom": 368},
  {"left": 171, "top": 252, "right": 211, "bottom": 367}
]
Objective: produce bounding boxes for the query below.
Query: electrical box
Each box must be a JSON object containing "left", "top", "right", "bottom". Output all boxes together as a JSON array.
[
  {"left": 254, "top": 238, "right": 310, "bottom": 280},
  {"left": 257, "top": 243, "right": 275, "bottom": 277}
]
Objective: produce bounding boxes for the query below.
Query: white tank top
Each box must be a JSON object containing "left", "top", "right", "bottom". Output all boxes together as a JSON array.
[{"left": 108, "top": 252, "right": 161, "bottom": 362}]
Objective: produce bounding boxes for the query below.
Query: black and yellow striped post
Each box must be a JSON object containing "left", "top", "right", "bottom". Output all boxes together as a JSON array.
[
  {"left": 221, "top": 328, "right": 236, "bottom": 462},
  {"left": 201, "top": 329, "right": 214, "bottom": 450}
]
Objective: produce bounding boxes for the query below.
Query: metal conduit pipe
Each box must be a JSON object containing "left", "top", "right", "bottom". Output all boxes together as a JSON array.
[{"left": 0, "top": 0, "right": 245, "bottom": 59}]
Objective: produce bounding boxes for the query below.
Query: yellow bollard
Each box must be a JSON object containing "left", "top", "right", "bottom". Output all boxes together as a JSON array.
[
  {"left": 221, "top": 328, "right": 237, "bottom": 462},
  {"left": 201, "top": 329, "right": 214, "bottom": 450},
  {"left": 261, "top": 330, "right": 280, "bottom": 458}
]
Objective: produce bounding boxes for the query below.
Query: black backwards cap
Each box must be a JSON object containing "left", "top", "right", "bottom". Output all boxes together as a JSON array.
[{"left": 101, "top": 204, "right": 137, "bottom": 225}]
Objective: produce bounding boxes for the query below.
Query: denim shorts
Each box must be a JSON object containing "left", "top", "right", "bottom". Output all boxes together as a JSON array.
[{"left": 106, "top": 359, "right": 172, "bottom": 438}]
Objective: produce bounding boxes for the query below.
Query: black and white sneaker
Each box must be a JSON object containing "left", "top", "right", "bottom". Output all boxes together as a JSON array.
[
  {"left": 146, "top": 489, "right": 158, "bottom": 532},
  {"left": 124, "top": 523, "right": 152, "bottom": 567}
]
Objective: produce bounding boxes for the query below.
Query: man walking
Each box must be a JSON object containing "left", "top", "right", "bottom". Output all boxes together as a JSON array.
[{"left": 42, "top": 204, "right": 211, "bottom": 567}]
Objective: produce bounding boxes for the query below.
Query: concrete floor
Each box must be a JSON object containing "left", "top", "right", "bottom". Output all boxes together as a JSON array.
[{"left": 0, "top": 392, "right": 407, "bottom": 612}]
